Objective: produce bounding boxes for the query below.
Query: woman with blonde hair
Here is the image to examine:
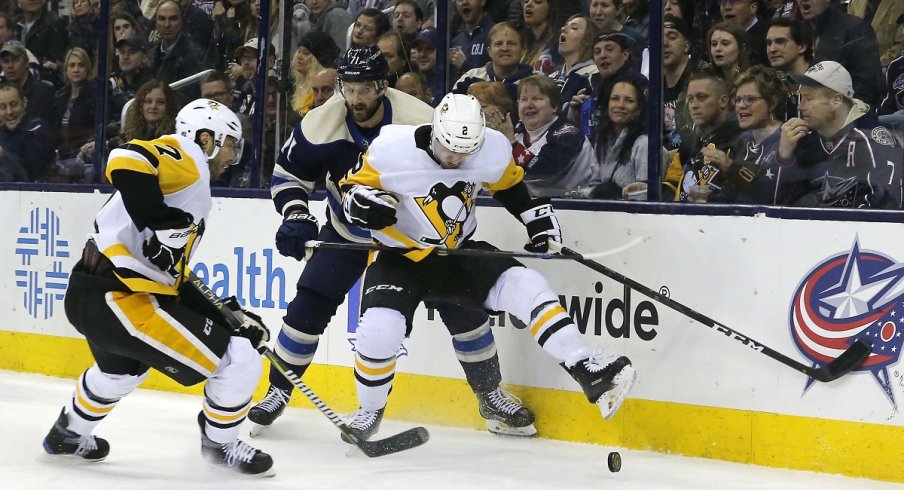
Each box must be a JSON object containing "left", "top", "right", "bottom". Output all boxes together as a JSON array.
[
  {"left": 53, "top": 47, "right": 97, "bottom": 180},
  {"left": 290, "top": 31, "right": 339, "bottom": 117}
]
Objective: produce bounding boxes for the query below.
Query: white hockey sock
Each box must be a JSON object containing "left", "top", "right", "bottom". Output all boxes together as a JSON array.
[
  {"left": 354, "top": 307, "right": 407, "bottom": 411},
  {"left": 203, "top": 337, "right": 261, "bottom": 444},
  {"left": 66, "top": 365, "right": 146, "bottom": 435}
]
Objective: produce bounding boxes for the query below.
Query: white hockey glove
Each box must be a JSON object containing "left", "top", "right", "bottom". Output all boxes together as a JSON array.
[
  {"left": 343, "top": 185, "right": 399, "bottom": 230},
  {"left": 224, "top": 297, "right": 270, "bottom": 353},
  {"left": 142, "top": 213, "right": 195, "bottom": 275},
  {"left": 520, "top": 199, "right": 562, "bottom": 253}
]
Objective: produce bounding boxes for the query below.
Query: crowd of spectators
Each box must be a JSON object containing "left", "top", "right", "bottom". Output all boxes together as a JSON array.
[{"left": 0, "top": 0, "right": 901, "bottom": 209}]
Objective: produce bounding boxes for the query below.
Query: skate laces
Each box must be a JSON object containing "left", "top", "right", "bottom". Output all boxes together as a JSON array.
[
  {"left": 486, "top": 388, "right": 524, "bottom": 415},
  {"left": 584, "top": 346, "right": 617, "bottom": 373},
  {"left": 74, "top": 435, "right": 99, "bottom": 456},
  {"left": 222, "top": 440, "right": 258, "bottom": 466},
  {"left": 258, "top": 387, "right": 289, "bottom": 413},
  {"left": 347, "top": 409, "right": 379, "bottom": 430}
]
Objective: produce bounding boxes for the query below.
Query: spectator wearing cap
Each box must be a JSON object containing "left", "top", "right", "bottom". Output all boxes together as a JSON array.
[
  {"left": 109, "top": 35, "right": 152, "bottom": 120},
  {"left": 13, "top": 0, "right": 68, "bottom": 85},
  {"left": 52, "top": 47, "right": 97, "bottom": 178},
  {"left": 307, "top": 0, "right": 354, "bottom": 53},
  {"left": 450, "top": 0, "right": 495, "bottom": 78},
  {"left": 0, "top": 41, "right": 54, "bottom": 124},
  {"left": 350, "top": 8, "right": 390, "bottom": 48},
  {"left": 847, "top": 0, "right": 904, "bottom": 66},
  {"left": 0, "top": 82, "right": 54, "bottom": 182},
  {"left": 452, "top": 22, "right": 535, "bottom": 102},
  {"left": 797, "top": 0, "right": 883, "bottom": 107},
  {"left": 662, "top": 15, "right": 694, "bottom": 150},
  {"left": 235, "top": 38, "right": 278, "bottom": 116},
  {"left": 147, "top": 0, "right": 208, "bottom": 88},
  {"left": 411, "top": 27, "right": 442, "bottom": 106},
  {"left": 776, "top": 61, "right": 903, "bottom": 208},
  {"left": 291, "top": 31, "right": 340, "bottom": 117}
]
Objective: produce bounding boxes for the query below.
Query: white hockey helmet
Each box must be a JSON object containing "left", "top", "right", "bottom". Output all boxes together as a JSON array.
[
  {"left": 176, "top": 98, "right": 244, "bottom": 164},
  {"left": 432, "top": 93, "right": 486, "bottom": 155}
]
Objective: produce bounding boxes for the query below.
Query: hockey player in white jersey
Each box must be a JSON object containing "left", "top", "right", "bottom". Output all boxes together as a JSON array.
[
  {"left": 337, "top": 93, "right": 636, "bottom": 441},
  {"left": 41, "top": 99, "right": 274, "bottom": 476}
]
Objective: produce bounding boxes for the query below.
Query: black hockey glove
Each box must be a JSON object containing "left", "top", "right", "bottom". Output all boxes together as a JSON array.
[
  {"left": 520, "top": 199, "right": 562, "bottom": 253},
  {"left": 275, "top": 208, "right": 319, "bottom": 261},
  {"left": 343, "top": 185, "right": 398, "bottom": 230},
  {"left": 142, "top": 212, "right": 195, "bottom": 275},
  {"left": 224, "top": 296, "right": 270, "bottom": 353}
]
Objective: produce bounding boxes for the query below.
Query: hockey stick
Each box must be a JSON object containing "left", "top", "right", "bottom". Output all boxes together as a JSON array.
[
  {"left": 304, "top": 239, "right": 576, "bottom": 260},
  {"left": 185, "top": 271, "right": 429, "bottom": 457},
  {"left": 547, "top": 243, "right": 872, "bottom": 383}
]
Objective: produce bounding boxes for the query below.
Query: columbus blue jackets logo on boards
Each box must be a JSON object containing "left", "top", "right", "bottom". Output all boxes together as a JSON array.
[
  {"left": 415, "top": 181, "right": 475, "bottom": 248},
  {"left": 790, "top": 238, "right": 904, "bottom": 408},
  {"left": 14, "top": 208, "right": 71, "bottom": 319}
]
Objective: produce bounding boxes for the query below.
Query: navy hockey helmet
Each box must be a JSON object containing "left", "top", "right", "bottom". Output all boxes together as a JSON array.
[{"left": 338, "top": 46, "right": 389, "bottom": 83}]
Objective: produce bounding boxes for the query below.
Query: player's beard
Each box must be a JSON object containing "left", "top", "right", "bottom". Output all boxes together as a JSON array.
[{"left": 347, "top": 97, "right": 382, "bottom": 123}]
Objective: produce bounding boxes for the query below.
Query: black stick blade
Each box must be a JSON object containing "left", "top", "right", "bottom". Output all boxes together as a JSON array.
[
  {"left": 358, "top": 427, "right": 430, "bottom": 458},
  {"left": 810, "top": 339, "right": 872, "bottom": 382}
]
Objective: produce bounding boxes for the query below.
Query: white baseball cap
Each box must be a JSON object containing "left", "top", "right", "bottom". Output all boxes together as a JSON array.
[{"left": 789, "top": 61, "right": 855, "bottom": 100}]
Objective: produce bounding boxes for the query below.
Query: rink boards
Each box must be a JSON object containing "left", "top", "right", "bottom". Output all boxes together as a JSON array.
[{"left": 0, "top": 190, "right": 901, "bottom": 483}]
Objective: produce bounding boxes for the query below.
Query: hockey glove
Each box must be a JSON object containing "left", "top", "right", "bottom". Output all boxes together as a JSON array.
[
  {"left": 224, "top": 296, "right": 270, "bottom": 353},
  {"left": 343, "top": 185, "right": 398, "bottom": 230},
  {"left": 520, "top": 199, "right": 562, "bottom": 253},
  {"left": 275, "top": 208, "right": 319, "bottom": 261},
  {"left": 142, "top": 212, "right": 195, "bottom": 275}
]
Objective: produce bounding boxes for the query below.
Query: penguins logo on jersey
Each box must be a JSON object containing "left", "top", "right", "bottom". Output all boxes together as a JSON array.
[{"left": 415, "top": 181, "right": 475, "bottom": 248}]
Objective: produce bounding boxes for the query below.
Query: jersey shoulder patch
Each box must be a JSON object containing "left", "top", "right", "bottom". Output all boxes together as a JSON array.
[{"left": 871, "top": 126, "right": 896, "bottom": 146}]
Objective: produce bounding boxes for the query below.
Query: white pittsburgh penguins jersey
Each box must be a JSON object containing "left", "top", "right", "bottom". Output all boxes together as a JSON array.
[
  {"left": 341, "top": 124, "right": 524, "bottom": 261},
  {"left": 90, "top": 135, "right": 212, "bottom": 295}
]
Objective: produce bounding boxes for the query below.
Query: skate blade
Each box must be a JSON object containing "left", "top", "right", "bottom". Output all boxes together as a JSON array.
[
  {"left": 37, "top": 450, "right": 107, "bottom": 464},
  {"left": 248, "top": 422, "right": 269, "bottom": 438},
  {"left": 485, "top": 420, "right": 538, "bottom": 437},
  {"left": 599, "top": 365, "right": 636, "bottom": 420}
]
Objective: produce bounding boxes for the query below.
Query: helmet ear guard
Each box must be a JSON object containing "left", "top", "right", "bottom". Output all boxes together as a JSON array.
[
  {"left": 175, "top": 99, "right": 244, "bottom": 165},
  {"left": 432, "top": 93, "right": 486, "bottom": 155}
]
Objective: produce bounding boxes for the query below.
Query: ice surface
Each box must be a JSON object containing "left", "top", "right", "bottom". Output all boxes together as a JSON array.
[{"left": 2, "top": 371, "right": 900, "bottom": 490}]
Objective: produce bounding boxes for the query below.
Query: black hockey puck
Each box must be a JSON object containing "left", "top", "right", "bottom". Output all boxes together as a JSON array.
[{"left": 607, "top": 451, "right": 621, "bottom": 472}]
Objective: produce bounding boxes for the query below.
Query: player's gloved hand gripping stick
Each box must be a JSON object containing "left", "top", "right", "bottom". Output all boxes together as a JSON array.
[{"left": 185, "top": 270, "right": 430, "bottom": 457}]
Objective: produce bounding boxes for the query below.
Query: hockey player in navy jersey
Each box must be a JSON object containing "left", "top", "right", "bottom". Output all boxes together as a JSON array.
[
  {"left": 252, "top": 46, "right": 537, "bottom": 437},
  {"left": 41, "top": 99, "right": 275, "bottom": 476},
  {"left": 336, "top": 93, "right": 636, "bottom": 441}
]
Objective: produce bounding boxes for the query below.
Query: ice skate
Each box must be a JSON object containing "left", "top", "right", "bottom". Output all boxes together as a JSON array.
[
  {"left": 340, "top": 408, "right": 385, "bottom": 444},
  {"left": 247, "top": 386, "right": 290, "bottom": 437},
  {"left": 198, "top": 412, "right": 274, "bottom": 476},
  {"left": 42, "top": 408, "right": 110, "bottom": 461},
  {"left": 566, "top": 350, "right": 636, "bottom": 419},
  {"left": 476, "top": 387, "right": 537, "bottom": 436}
]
